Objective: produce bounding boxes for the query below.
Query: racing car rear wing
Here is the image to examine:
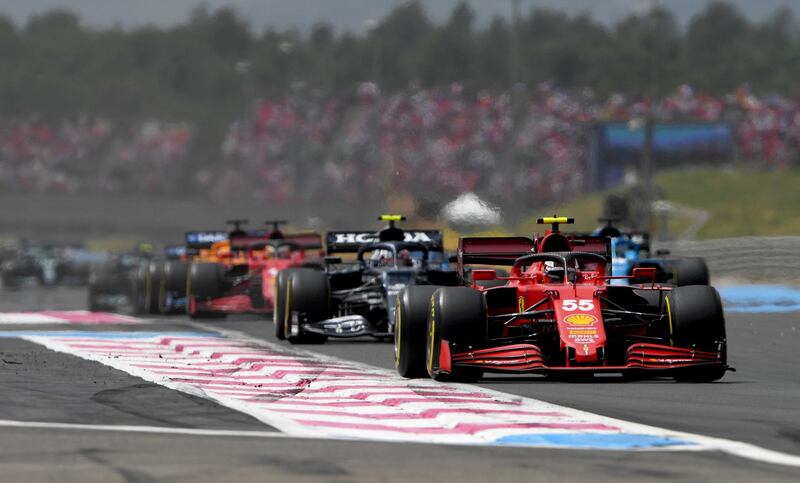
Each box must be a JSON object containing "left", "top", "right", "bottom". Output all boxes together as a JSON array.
[
  {"left": 231, "top": 232, "right": 323, "bottom": 250},
  {"left": 457, "top": 237, "right": 535, "bottom": 273},
  {"left": 279, "top": 233, "right": 323, "bottom": 249},
  {"left": 185, "top": 231, "right": 228, "bottom": 249},
  {"left": 569, "top": 235, "right": 611, "bottom": 260},
  {"left": 326, "top": 230, "right": 443, "bottom": 254},
  {"left": 165, "top": 245, "right": 188, "bottom": 259}
]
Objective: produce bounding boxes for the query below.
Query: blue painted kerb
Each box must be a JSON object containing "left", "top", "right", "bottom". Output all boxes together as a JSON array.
[
  {"left": 718, "top": 285, "right": 800, "bottom": 313},
  {"left": 494, "top": 433, "right": 693, "bottom": 449}
]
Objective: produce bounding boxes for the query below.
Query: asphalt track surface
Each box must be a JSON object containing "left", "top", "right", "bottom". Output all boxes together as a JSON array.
[{"left": 0, "top": 287, "right": 799, "bottom": 482}]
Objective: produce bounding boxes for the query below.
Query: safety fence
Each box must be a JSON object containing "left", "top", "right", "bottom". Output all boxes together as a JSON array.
[{"left": 657, "top": 237, "right": 800, "bottom": 282}]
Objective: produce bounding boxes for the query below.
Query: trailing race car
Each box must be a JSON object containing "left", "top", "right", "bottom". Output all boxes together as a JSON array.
[
  {"left": 88, "top": 244, "right": 154, "bottom": 312},
  {"left": 0, "top": 244, "right": 63, "bottom": 288},
  {"left": 140, "top": 242, "right": 199, "bottom": 315},
  {"left": 55, "top": 246, "right": 106, "bottom": 286},
  {"left": 394, "top": 216, "right": 728, "bottom": 383},
  {"left": 1, "top": 248, "right": 44, "bottom": 289},
  {"left": 275, "top": 215, "right": 458, "bottom": 343},
  {"left": 595, "top": 218, "right": 709, "bottom": 286},
  {"left": 186, "top": 220, "right": 324, "bottom": 318},
  {"left": 139, "top": 221, "right": 254, "bottom": 316}
]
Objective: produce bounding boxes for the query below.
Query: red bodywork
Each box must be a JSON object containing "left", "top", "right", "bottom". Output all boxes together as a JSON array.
[
  {"left": 190, "top": 233, "right": 323, "bottom": 315},
  {"left": 440, "top": 231, "right": 725, "bottom": 376}
]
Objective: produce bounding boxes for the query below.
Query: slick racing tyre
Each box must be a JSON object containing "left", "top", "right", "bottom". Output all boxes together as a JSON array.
[
  {"left": 674, "top": 257, "right": 710, "bottom": 286},
  {"left": 395, "top": 285, "right": 439, "bottom": 378},
  {"left": 666, "top": 285, "right": 727, "bottom": 382},
  {"left": 284, "top": 268, "right": 329, "bottom": 344},
  {"left": 159, "top": 260, "right": 189, "bottom": 314},
  {"left": 186, "top": 262, "right": 227, "bottom": 319},
  {"left": 87, "top": 286, "right": 104, "bottom": 312},
  {"left": 273, "top": 270, "right": 289, "bottom": 340},
  {"left": 131, "top": 264, "right": 149, "bottom": 314},
  {"left": 426, "top": 287, "right": 486, "bottom": 382},
  {"left": 145, "top": 261, "right": 163, "bottom": 315}
]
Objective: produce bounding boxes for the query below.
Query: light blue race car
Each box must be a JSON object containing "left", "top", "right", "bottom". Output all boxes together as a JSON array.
[{"left": 594, "top": 218, "right": 709, "bottom": 286}]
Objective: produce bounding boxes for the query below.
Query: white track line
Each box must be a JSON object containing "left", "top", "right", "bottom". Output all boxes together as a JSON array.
[
  {"left": 0, "top": 419, "right": 290, "bottom": 439},
  {"left": 17, "top": 322, "right": 800, "bottom": 469},
  {"left": 190, "top": 323, "right": 800, "bottom": 468}
]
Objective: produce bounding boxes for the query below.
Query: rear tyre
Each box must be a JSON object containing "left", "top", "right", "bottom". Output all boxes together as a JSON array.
[
  {"left": 395, "top": 285, "right": 439, "bottom": 378},
  {"left": 666, "top": 285, "right": 727, "bottom": 382},
  {"left": 426, "top": 287, "right": 486, "bottom": 382},
  {"left": 159, "top": 260, "right": 189, "bottom": 314},
  {"left": 186, "top": 262, "right": 227, "bottom": 319},
  {"left": 145, "top": 261, "right": 162, "bottom": 315},
  {"left": 674, "top": 257, "right": 709, "bottom": 286},
  {"left": 285, "top": 268, "right": 329, "bottom": 344},
  {"left": 273, "top": 270, "right": 289, "bottom": 340}
]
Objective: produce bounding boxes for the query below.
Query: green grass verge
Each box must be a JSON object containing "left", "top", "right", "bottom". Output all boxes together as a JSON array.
[{"left": 516, "top": 167, "right": 800, "bottom": 239}]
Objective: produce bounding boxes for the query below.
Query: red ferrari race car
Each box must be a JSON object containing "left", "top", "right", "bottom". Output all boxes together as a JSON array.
[
  {"left": 186, "top": 220, "right": 324, "bottom": 318},
  {"left": 395, "top": 217, "right": 729, "bottom": 382}
]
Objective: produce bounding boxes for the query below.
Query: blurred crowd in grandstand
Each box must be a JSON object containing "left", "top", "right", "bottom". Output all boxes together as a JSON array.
[
  {"left": 2, "top": 82, "right": 798, "bottom": 210},
  {"left": 0, "top": 118, "right": 191, "bottom": 194}
]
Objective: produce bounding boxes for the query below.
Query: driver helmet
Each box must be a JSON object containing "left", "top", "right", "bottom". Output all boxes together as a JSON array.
[
  {"left": 276, "top": 244, "right": 292, "bottom": 259},
  {"left": 543, "top": 260, "right": 575, "bottom": 282},
  {"left": 370, "top": 249, "right": 394, "bottom": 266},
  {"left": 397, "top": 249, "right": 413, "bottom": 267}
]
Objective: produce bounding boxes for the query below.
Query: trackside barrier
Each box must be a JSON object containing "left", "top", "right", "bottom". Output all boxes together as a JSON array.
[{"left": 656, "top": 237, "right": 800, "bottom": 282}]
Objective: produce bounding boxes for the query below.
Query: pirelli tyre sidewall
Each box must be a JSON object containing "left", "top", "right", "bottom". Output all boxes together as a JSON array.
[
  {"left": 87, "top": 281, "right": 106, "bottom": 312},
  {"left": 285, "top": 268, "right": 330, "bottom": 344},
  {"left": 131, "top": 264, "right": 149, "bottom": 314},
  {"left": 273, "top": 269, "right": 289, "bottom": 340},
  {"left": 673, "top": 257, "right": 710, "bottom": 286},
  {"left": 426, "top": 286, "right": 487, "bottom": 382},
  {"left": 186, "top": 262, "right": 227, "bottom": 319},
  {"left": 395, "top": 285, "right": 440, "bottom": 378},
  {"left": 666, "top": 285, "right": 727, "bottom": 382},
  {"left": 159, "top": 260, "right": 189, "bottom": 314},
  {"left": 145, "top": 261, "right": 163, "bottom": 315}
]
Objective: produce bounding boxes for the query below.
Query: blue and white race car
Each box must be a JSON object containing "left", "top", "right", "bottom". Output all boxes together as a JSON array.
[{"left": 595, "top": 218, "right": 709, "bottom": 286}]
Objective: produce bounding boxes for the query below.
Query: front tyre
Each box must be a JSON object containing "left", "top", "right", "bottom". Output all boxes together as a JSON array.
[
  {"left": 285, "top": 268, "right": 329, "bottom": 344},
  {"left": 426, "top": 287, "right": 486, "bottom": 382},
  {"left": 273, "top": 270, "right": 289, "bottom": 340},
  {"left": 186, "top": 262, "right": 227, "bottom": 319},
  {"left": 395, "top": 285, "right": 439, "bottom": 378},
  {"left": 145, "top": 261, "right": 162, "bottom": 315},
  {"left": 159, "top": 260, "right": 189, "bottom": 314},
  {"left": 666, "top": 285, "right": 727, "bottom": 382},
  {"left": 130, "top": 264, "right": 149, "bottom": 314}
]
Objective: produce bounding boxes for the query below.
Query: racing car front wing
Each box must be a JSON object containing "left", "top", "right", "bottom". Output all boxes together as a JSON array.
[
  {"left": 445, "top": 341, "right": 726, "bottom": 375},
  {"left": 192, "top": 294, "right": 271, "bottom": 314},
  {"left": 298, "top": 315, "right": 391, "bottom": 338}
]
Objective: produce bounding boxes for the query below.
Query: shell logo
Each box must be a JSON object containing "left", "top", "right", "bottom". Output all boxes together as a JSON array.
[{"left": 564, "top": 314, "right": 598, "bottom": 326}]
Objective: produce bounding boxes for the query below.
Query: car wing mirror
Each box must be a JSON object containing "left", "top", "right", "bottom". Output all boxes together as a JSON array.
[
  {"left": 631, "top": 267, "right": 656, "bottom": 282},
  {"left": 471, "top": 269, "right": 496, "bottom": 281}
]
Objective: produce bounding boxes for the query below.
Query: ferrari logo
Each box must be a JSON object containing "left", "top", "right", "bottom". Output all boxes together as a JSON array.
[
  {"left": 583, "top": 344, "right": 589, "bottom": 355},
  {"left": 518, "top": 296, "right": 525, "bottom": 313}
]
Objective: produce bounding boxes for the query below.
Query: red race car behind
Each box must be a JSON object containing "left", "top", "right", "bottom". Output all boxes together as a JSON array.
[{"left": 187, "top": 221, "right": 324, "bottom": 318}]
